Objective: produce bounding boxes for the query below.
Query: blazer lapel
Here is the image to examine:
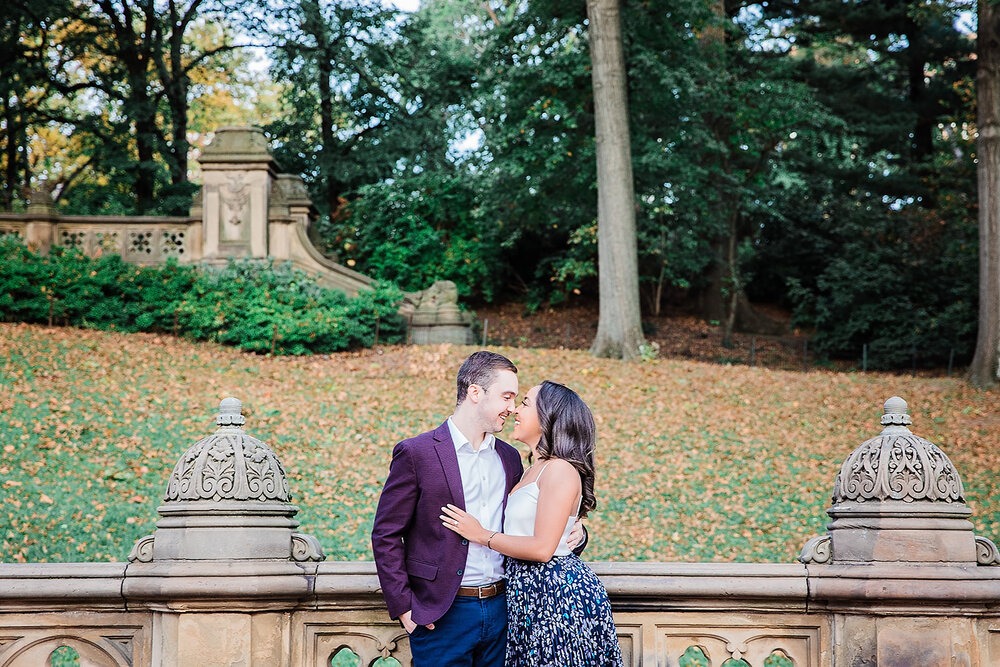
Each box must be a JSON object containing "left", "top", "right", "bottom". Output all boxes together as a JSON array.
[
  {"left": 432, "top": 421, "right": 466, "bottom": 509},
  {"left": 497, "top": 441, "right": 521, "bottom": 511}
]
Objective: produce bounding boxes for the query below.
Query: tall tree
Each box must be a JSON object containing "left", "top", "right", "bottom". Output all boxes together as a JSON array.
[
  {"left": 0, "top": 0, "right": 76, "bottom": 210},
  {"left": 267, "top": 0, "right": 413, "bottom": 220},
  {"left": 84, "top": 0, "right": 246, "bottom": 211},
  {"left": 586, "top": 0, "right": 645, "bottom": 359},
  {"left": 745, "top": 0, "right": 979, "bottom": 368},
  {"left": 970, "top": 0, "right": 1000, "bottom": 388}
]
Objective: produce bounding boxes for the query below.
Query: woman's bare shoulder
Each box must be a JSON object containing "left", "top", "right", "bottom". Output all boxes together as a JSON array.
[{"left": 540, "top": 458, "right": 581, "bottom": 486}]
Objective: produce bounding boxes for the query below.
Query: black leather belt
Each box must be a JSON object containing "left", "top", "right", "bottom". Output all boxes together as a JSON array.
[{"left": 456, "top": 580, "right": 506, "bottom": 599}]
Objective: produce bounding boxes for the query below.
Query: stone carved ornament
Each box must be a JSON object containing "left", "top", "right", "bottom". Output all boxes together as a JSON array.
[
  {"left": 831, "top": 396, "right": 964, "bottom": 504},
  {"left": 223, "top": 174, "right": 250, "bottom": 226},
  {"left": 163, "top": 398, "right": 291, "bottom": 503},
  {"left": 800, "top": 396, "right": 1000, "bottom": 565},
  {"left": 402, "top": 280, "right": 472, "bottom": 326}
]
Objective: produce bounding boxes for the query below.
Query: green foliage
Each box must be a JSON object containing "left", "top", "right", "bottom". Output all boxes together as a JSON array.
[
  {"left": 784, "top": 176, "right": 978, "bottom": 367},
  {"left": 48, "top": 646, "right": 80, "bottom": 667},
  {"left": 344, "top": 173, "right": 505, "bottom": 300},
  {"left": 5, "top": 0, "right": 988, "bottom": 369},
  {"left": 745, "top": 2, "right": 979, "bottom": 367},
  {"left": 0, "top": 238, "right": 403, "bottom": 354}
]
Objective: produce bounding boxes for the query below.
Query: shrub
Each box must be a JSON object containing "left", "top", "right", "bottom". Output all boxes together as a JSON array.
[{"left": 0, "top": 237, "right": 403, "bottom": 354}]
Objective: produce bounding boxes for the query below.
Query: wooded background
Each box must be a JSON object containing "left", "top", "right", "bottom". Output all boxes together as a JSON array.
[{"left": 3, "top": 0, "right": 997, "bottom": 375}]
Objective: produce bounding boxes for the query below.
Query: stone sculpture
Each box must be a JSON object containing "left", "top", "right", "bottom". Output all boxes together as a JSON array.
[{"left": 401, "top": 280, "right": 474, "bottom": 345}]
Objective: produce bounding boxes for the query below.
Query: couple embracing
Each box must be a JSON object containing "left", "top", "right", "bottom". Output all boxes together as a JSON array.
[{"left": 371, "top": 351, "right": 624, "bottom": 667}]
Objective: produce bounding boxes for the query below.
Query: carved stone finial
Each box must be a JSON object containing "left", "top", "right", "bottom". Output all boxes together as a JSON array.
[
  {"left": 164, "top": 399, "right": 289, "bottom": 503},
  {"left": 808, "top": 394, "right": 982, "bottom": 565},
  {"left": 880, "top": 395, "right": 912, "bottom": 429},
  {"left": 832, "top": 396, "right": 963, "bottom": 504},
  {"left": 135, "top": 397, "right": 326, "bottom": 562},
  {"left": 216, "top": 397, "right": 246, "bottom": 426}
]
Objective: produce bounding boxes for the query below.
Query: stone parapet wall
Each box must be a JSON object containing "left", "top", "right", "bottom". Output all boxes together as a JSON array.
[
  {"left": 1, "top": 397, "right": 996, "bottom": 665},
  {"left": 2, "top": 560, "right": 1000, "bottom": 665}
]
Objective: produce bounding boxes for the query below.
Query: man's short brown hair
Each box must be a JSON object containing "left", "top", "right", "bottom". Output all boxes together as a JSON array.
[{"left": 456, "top": 351, "right": 518, "bottom": 405}]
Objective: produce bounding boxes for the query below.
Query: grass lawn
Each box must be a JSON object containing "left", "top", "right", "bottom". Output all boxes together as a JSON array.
[{"left": 1, "top": 322, "right": 998, "bottom": 564}]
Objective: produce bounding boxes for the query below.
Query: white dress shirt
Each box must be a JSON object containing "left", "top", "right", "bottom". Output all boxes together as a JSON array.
[{"left": 447, "top": 417, "right": 506, "bottom": 586}]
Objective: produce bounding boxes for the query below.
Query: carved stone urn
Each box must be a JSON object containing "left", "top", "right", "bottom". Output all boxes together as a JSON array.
[
  {"left": 128, "top": 397, "right": 324, "bottom": 563},
  {"left": 800, "top": 396, "right": 999, "bottom": 566}
]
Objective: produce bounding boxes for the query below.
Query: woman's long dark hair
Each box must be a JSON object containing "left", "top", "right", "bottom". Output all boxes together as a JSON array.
[{"left": 534, "top": 381, "right": 597, "bottom": 518}]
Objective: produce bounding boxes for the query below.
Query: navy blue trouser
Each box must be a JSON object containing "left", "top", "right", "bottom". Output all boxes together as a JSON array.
[{"left": 407, "top": 594, "right": 507, "bottom": 667}]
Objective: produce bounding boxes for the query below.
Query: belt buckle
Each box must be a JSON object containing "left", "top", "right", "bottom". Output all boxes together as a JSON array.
[{"left": 478, "top": 585, "right": 490, "bottom": 599}]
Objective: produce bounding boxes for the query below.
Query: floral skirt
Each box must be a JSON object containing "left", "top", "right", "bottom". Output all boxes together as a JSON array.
[{"left": 505, "top": 554, "right": 624, "bottom": 667}]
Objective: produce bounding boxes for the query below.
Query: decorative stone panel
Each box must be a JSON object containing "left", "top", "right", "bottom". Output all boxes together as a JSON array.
[
  {"left": 52, "top": 225, "right": 190, "bottom": 263},
  {"left": 60, "top": 229, "right": 86, "bottom": 250},
  {"left": 0, "top": 225, "right": 23, "bottom": 239},
  {"left": 0, "top": 614, "right": 150, "bottom": 667}
]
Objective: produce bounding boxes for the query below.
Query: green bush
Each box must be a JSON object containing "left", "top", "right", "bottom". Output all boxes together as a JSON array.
[{"left": 0, "top": 237, "right": 403, "bottom": 354}]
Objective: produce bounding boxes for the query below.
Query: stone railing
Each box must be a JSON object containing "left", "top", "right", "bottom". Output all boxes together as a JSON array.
[
  {"left": 0, "top": 214, "right": 201, "bottom": 264},
  {"left": 1, "top": 396, "right": 998, "bottom": 666},
  {"left": 5, "top": 560, "right": 1000, "bottom": 666},
  {"left": 1, "top": 126, "right": 474, "bottom": 343}
]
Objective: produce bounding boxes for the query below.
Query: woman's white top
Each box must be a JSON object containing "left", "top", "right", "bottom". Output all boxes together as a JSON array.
[{"left": 503, "top": 462, "right": 580, "bottom": 557}]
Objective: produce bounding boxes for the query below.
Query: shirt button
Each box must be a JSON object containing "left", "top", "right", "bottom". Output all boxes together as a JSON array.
[
  {"left": 462, "top": 539, "right": 469, "bottom": 545},
  {"left": 457, "top": 569, "right": 464, "bottom": 575}
]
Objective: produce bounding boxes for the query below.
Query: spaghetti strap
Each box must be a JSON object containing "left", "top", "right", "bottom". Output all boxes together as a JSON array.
[{"left": 533, "top": 461, "right": 553, "bottom": 483}]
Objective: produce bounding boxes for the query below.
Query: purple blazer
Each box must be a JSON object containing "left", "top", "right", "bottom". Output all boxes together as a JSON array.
[{"left": 371, "top": 421, "right": 524, "bottom": 625}]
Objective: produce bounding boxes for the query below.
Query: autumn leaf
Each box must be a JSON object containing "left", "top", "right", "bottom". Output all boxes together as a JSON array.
[{"left": 1, "top": 322, "right": 997, "bottom": 565}]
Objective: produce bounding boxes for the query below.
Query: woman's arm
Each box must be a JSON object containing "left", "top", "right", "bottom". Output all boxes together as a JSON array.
[{"left": 441, "top": 459, "right": 581, "bottom": 562}]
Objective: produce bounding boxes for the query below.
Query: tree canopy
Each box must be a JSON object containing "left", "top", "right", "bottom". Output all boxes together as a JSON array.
[{"left": 3, "top": 0, "right": 989, "bottom": 369}]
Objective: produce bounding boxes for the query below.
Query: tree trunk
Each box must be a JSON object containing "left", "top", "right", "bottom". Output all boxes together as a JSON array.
[
  {"left": 132, "top": 88, "right": 158, "bottom": 213},
  {"left": 318, "top": 55, "right": 338, "bottom": 216},
  {"left": 722, "top": 212, "right": 739, "bottom": 347},
  {"left": 969, "top": 0, "right": 1000, "bottom": 389},
  {"left": 586, "top": 0, "right": 645, "bottom": 360},
  {"left": 95, "top": 0, "right": 157, "bottom": 213},
  {"left": 907, "top": 18, "right": 934, "bottom": 163},
  {"left": 696, "top": 0, "right": 730, "bottom": 327},
  {"left": 2, "top": 96, "right": 16, "bottom": 211},
  {"left": 164, "top": 0, "right": 190, "bottom": 187},
  {"left": 2, "top": 12, "right": 24, "bottom": 211}
]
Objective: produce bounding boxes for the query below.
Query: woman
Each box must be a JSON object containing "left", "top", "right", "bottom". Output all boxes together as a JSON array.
[{"left": 441, "top": 381, "right": 623, "bottom": 667}]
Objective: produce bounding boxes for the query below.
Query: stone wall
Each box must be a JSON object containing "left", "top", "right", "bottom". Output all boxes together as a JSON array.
[
  {"left": 0, "top": 127, "right": 474, "bottom": 343},
  {"left": 0, "top": 396, "right": 998, "bottom": 666},
  {"left": 4, "top": 560, "right": 1000, "bottom": 666},
  {"left": 0, "top": 127, "right": 372, "bottom": 297}
]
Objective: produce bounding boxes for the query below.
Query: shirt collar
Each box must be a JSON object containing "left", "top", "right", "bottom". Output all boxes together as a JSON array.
[{"left": 447, "top": 417, "right": 496, "bottom": 453}]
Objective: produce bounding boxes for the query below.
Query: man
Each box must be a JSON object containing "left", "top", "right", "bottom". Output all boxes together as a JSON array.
[{"left": 371, "top": 351, "right": 585, "bottom": 667}]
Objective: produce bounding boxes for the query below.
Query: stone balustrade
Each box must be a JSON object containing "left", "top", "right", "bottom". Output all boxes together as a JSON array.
[
  {"left": 1, "top": 396, "right": 998, "bottom": 666},
  {"left": 1, "top": 126, "right": 475, "bottom": 344},
  {"left": 4, "top": 560, "right": 1000, "bottom": 665},
  {"left": 0, "top": 215, "right": 200, "bottom": 264}
]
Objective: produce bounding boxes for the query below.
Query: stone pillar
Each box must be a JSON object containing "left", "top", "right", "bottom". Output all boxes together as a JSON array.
[
  {"left": 267, "top": 173, "right": 318, "bottom": 265},
  {"left": 197, "top": 127, "right": 276, "bottom": 263},
  {"left": 127, "top": 398, "right": 324, "bottom": 667},
  {"left": 799, "top": 396, "right": 1000, "bottom": 665},
  {"left": 23, "top": 188, "right": 58, "bottom": 253}
]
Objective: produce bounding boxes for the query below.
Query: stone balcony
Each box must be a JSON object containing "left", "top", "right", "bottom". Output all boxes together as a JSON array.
[{"left": 1, "top": 397, "right": 999, "bottom": 666}]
